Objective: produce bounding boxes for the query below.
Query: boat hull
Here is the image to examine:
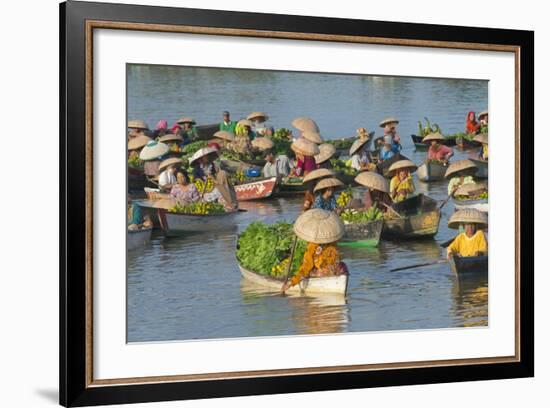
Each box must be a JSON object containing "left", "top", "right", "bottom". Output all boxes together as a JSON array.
[
  {"left": 234, "top": 177, "right": 277, "bottom": 201},
  {"left": 471, "top": 158, "right": 488, "bottom": 179},
  {"left": 339, "top": 218, "right": 384, "bottom": 247},
  {"left": 417, "top": 161, "right": 447, "bottom": 182},
  {"left": 158, "top": 209, "right": 239, "bottom": 236},
  {"left": 411, "top": 134, "right": 456, "bottom": 147},
  {"left": 382, "top": 194, "right": 441, "bottom": 239},
  {"left": 238, "top": 264, "right": 348, "bottom": 296},
  {"left": 127, "top": 227, "right": 152, "bottom": 251},
  {"left": 449, "top": 255, "right": 488, "bottom": 277},
  {"left": 452, "top": 197, "right": 489, "bottom": 212}
]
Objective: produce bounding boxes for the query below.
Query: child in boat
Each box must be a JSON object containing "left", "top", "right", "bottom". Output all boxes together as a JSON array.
[
  {"left": 447, "top": 209, "right": 488, "bottom": 259},
  {"left": 312, "top": 177, "right": 344, "bottom": 213},
  {"left": 444, "top": 159, "right": 478, "bottom": 196},
  {"left": 388, "top": 160, "right": 417, "bottom": 203}
]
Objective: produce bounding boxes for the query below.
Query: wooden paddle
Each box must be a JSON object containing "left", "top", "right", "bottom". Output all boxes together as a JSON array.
[
  {"left": 281, "top": 235, "right": 299, "bottom": 295},
  {"left": 381, "top": 202, "right": 403, "bottom": 219},
  {"left": 390, "top": 259, "right": 447, "bottom": 272}
]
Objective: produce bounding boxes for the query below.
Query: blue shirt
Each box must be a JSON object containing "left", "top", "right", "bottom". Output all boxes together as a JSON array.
[
  {"left": 312, "top": 195, "right": 337, "bottom": 211},
  {"left": 380, "top": 148, "right": 395, "bottom": 161}
]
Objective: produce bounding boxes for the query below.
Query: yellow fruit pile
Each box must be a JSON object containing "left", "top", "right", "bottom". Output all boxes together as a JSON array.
[
  {"left": 194, "top": 176, "right": 215, "bottom": 194},
  {"left": 271, "top": 257, "right": 290, "bottom": 277},
  {"left": 336, "top": 189, "right": 352, "bottom": 208}
]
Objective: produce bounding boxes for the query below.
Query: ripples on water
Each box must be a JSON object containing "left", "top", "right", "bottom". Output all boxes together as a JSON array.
[{"left": 127, "top": 65, "right": 488, "bottom": 342}]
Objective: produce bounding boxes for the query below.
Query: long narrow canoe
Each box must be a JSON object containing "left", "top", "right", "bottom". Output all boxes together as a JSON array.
[
  {"left": 234, "top": 177, "right": 277, "bottom": 201},
  {"left": 382, "top": 194, "right": 441, "bottom": 239},
  {"left": 127, "top": 227, "right": 152, "bottom": 251},
  {"left": 455, "top": 136, "right": 481, "bottom": 149},
  {"left": 329, "top": 131, "right": 375, "bottom": 155},
  {"left": 449, "top": 255, "right": 488, "bottom": 277},
  {"left": 417, "top": 161, "right": 448, "bottom": 182},
  {"left": 157, "top": 208, "right": 239, "bottom": 236},
  {"left": 277, "top": 177, "right": 308, "bottom": 194},
  {"left": 238, "top": 264, "right": 348, "bottom": 296},
  {"left": 471, "top": 158, "right": 488, "bottom": 179},
  {"left": 452, "top": 197, "right": 489, "bottom": 212},
  {"left": 339, "top": 218, "right": 384, "bottom": 247},
  {"left": 411, "top": 134, "right": 456, "bottom": 147}
]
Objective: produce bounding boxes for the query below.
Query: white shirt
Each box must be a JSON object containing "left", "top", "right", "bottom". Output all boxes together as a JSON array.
[
  {"left": 158, "top": 170, "right": 176, "bottom": 187},
  {"left": 350, "top": 151, "right": 369, "bottom": 171}
]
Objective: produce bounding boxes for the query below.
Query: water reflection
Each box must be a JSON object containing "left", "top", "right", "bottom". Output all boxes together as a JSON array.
[{"left": 450, "top": 275, "right": 489, "bottom": 327}]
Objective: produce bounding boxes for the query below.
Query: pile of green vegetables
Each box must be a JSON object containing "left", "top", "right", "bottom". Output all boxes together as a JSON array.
[
  {"left": 181, "top": 140, "right": 207, "bottom": 156},
  {"left": 128, "top": 156, "right": 142, "bottom": 168},
  {"left": 340, "top": 207, "right": 384, "bottom": 224},
  {"left": 330, "top": 159, "right": 358, "bottom": 175},
  {"left": 221, "top": 149, "right": 263, "bottom": 162},
  {"left": 417, "top": 117, "right": 442, "bottom": 137},
  {"left": 455, "top": 191, "right": 489, "bottom": 201},
  {"left": 236, "top": 221, "right": 307, "bottom": 278},
  {"left": 326, "top": 138, "right": 354, "bottom": 150},
  {"left": 271, "top": 128, "right": 292, "bottom": 156},
  {"left": 427, "top": 159, "right": 446, "bottom": 165}
]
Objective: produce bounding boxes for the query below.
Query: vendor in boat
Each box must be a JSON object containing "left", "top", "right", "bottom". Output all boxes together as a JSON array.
[
  {"left": 478, "top": 110, "right": 489, "bottom": 127},
  {"left": 176, "top": 117, "right": 198, "bottom": 144},
  {"left": 263, "top": 150, "right": 291, "bottom": 178},
  {"left": 170, "top": 170, "right": 200, "bottom": 204},
  {"left": 445, "top": 159, "right": 478, "bottom": 196},
  {"left": 158, "top": 157, "right": 182, "bottom": 191},
  {"left": 290, "top": 137, "right": 320, "bottom": 177},
  {"left": 379, "top": 117, "right": 401, "bottom": 146},
  {"left": 465, "top": 111, "right": 481, "bottom": 134},
  {"left": 312, "top": 177, "right": 344, "bottom": 213},
  {"left": 230, "top": 119, "right": 255, "bottom": 154},
  {"left": 446, "top": 209, "right": 488, "bottom": 260},
  {"left": 315, "top": 143, "right": 337, "bottom": 169},
  {"left": 203, "top": 170, "right": 239, "bottom": 211},
  {"left": 388, "top": 160, "right": 417, "bottom": 203},
  {"left": 139, "top": 140, "right": 170, "bottom": 178},
  {"left": 189, "top": 146, "right": 219, "bottom": 181},
  {"left": 301, "top": 168, "right": 335, "bottom": 212},
  {"left": 212, "top": 130, "right": 235, "bottom": 150},
  {"left": 127, "top": 197, "right": 152, "bottom": 230},
  {"left": 474, "top": 133, "right": 489, "bottom": 160},
  {"left": 281, "top": 209, "right": 347, "bottom": 293},
  {"left": 247, "top": 111, "right": 269, "bottom": 136},
  {"left": 219, "top": 111, "right": 237, "bottom": 133},
  {"left": 423, "top": 132, "right": 454, "bottom": 165},
  {"left": 158, "top": 133, "right": 184, "bottom": 156},
  {"left": 349, "top": 137, "right": 371, "bottom": 171},
  {"left": 127, "top": 119, "right": 150, "bottom": 140},
  {"left": 128, "top": 134, "right": 152, "bottom": 162},
  {"left": 379, "top": 137, "right": 397, "bottom": 161},
  {"left": 152, "top": 119, "right": 169, "bottom": 138},
  {"left": 354, "top": 171, "right": 393, "bottom": 213}
]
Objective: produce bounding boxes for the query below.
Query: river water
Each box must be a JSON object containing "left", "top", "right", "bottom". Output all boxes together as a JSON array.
[{"left": 127, "top": 65, "right": 488, "bottom": 342}]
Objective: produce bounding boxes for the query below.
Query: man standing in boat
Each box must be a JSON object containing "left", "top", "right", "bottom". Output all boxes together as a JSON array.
[{"left": 219, "top": 110, "right": 237, "bottom": 133}]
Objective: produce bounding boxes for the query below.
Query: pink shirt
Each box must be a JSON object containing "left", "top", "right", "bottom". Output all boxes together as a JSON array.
[
  {"left": 428, "top": 145, "right": 453, "bottom": 161},
  {"left": 294, "top": 156, "right": 317, "bottom": 176}
]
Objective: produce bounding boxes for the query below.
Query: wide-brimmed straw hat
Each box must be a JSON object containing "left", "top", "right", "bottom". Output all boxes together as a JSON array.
[
  {"left": 251, "top": 137, "right": 274, "bottom": 151},
  {"left": 128, "top": 135, "right": 152, "bottom": 150},
  {"left": 454, "top": 182, "right": 487, "bottom": 197},
  {"left": 237, "top": 119, "right": 254, "bottom": 127},
  {"left": 291, "top": 117, "right": 320, "bottom": 132},
  {"left": 128, "top": 119, "right": 149, "bottom": 130},
  {"left": 478, "top": 110, "right": 488, "bottom": 119},
  {"left": 189, "top": 146, "right": 219, "bottom": 165},
  {"left": 379, "top": 117, "right": 399, "bottom": 128},
  {"left": 422, "top": 132, "right": 445, "bottom": 143},
  {"left": 313, "top": 177, "right": 345, "bottom": 193},
  {"left": 158, "top": 157, "right": 183, "bottom": 172},
  {"left": 302, "top": 168, "right": 335, "bottom": 183},
  {"left": 213, "top": 130, "right": 236, "bottom": 142},
  {"left": 445, "top": 159, "right": 478, "bottom": 178},
  {"left": 315, "top": 144, "right": 337, "bottom": 164},
  {"left": 139, "top": 140, "right": 169, "bottom": 161},
  {"left": 176, "top": 117, "right": 196, "bottom": 125},
  {"left": 158, "top": 133, "right": 183, "bottom": 143},
  {"left": 448, "top": 208, "right": 488, "bottom": 229},
  {"left": 388, "top": 159, "right": 417, "bottom": 177},
  {"left": 291, "top": 138, "right": 320, "bottom": 156},
  {"left": 474, "top": 133, "right": 488, "bottom": 144},
  {"left": 246, "top": 112, "right": 269, "bottom": 122},
  {"left": 302, "top": 130, "right": 324, "bottom": 144},
  {"left": 354, "top": 171, "right": 390, "bottom": 193},
  {"left": 293, "top": 209, "right": 345, "bottom": 244},
  {"left": 349, "top": 137, "right": 370, "bottom": 155}
]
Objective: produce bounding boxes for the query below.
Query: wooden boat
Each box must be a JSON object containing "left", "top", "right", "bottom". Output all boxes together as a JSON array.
[
  {"left": 375, "top": 153, "right": 410, "bottom": 178},
  {"left": 449, "top": 255, "right": 488, "bottom": 277},
  {"left": 455, "top": 135, "right": 481, "bottom": 149},
  {"left": 471, "top": 158, "right": 488, "bottom": 179},
  {"left": 157, "top": 208, "right": 240, "bottom": 236},
  {"left": 127, "top": 227, "right": 152, "bottom": 251},
  {"left": 195, "top": 123, "right": 220, "bottom": 140},
  {"left": 339, "top": 218, "right": 384, "bottom": 247},
  {"left": 411, "top": 134, "right": 456, "bottom": 147},
  {"left": 330, "top": 131, "right": 375, "bottom": 156},
  {"left": 234, "top": 177, "right": 277, "bottom": 201},
  {"left": 238, "top": 264, "right": 349, "bottom": 296},
  {"left": 128, "top": 165, "right": 157, "bottom": 193},
  {"left": 417, "top": 161, "right": 448, "bottom": 182},
  {"left": 382, "top": 194, "right": 441, "bottom": 239},
  {"left": 277, "top": 177, "right": 308, "bottom": 194},
  {"left": 452, "top": 197, "right": 489, "bottom": 212}
]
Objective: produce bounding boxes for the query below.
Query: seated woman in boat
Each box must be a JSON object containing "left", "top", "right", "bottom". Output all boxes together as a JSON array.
[
  {"left": 176, "top": 117, "right": 198, "bottom": 145},
  {"left": 423, "top": 132, "right": 454, "bottom": 165},
  {"left": 379, "top": 139, "right": 396, "bottom": 161},
  {"left": 312, "top": 177, "right": 344, "bottom": 213},
  {"left": 444, "top": 159, "right": 478, "bottom": 196},
  {"left": 447, "top": 209, "right": 488, "bottom": 260},
  {"left": 158, "top": 157, "right": 181, "bottom": 191},
  {"left": 315, "top": 143, "right": 337, "bottom": 170},
  {"left": 152, "top": 119, "right": 169, "bottom": 138},
  {"left": 212, "top": 130, "right": 235, "bottom": 150},
  {"left": 465, "top": 111, "right": 481, "bottom": 134},
  {"left": 127, "top": 197, "right": 152, "bottom": 230},
  {"left": 203, "top": 170, "right": 238, "bottom": 211},
  {"left": 354, "top": 171, "right": 393, "bottom": 213},
  {"left": 301, "top": 169, "right": 335, "bottom": 212},
  {"left": 281, "top": 209, "right": 347, "bottom": 293},
  {"left": 247, "top": 112, "right": 269, "bottom": 136},
  {"left": 170, "top": 171, "right": 200, "bottom": 204},
  {"left": 349, "top": 137, "right": 371, "bottom": 171},
  {"left": 478, "top": 110, "right": 489, "bottom": 128},
  {"left": 290, "top": 137, "right": 319, "bottom": 177},
  {"left": 388, "top": 160, "right": 417, "bottom": 203},
  {"left": 263, "top": 150, "right": 291, "bottom": 178},
  {"left": 139, "top": 140, "right": 170, "bottom": 179},
  {"left": 127, "top": 119, "right": 150, "bottom": 140},
  {"left": 189, "top": 146, "right": 219, "bottom": 181}
]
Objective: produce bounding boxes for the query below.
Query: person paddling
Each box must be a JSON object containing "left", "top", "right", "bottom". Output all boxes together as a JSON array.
[{"left": 446, "top": 209, "right": 488, "bottom": 260}]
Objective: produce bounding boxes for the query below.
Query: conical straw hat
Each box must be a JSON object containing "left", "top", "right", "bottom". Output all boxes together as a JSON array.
[
  {"left": 349, "top": 137, "right": 370, "bottom": 155},
  {"left": 158, "top": 157, "right": 183, "bottom": 172},
  {"left": 128, "top": 135, "right": 152, "bottom": 150},
  {"left": 246, "top": 112, "right": 269, "bottom": 122},
  {"left": 455, "top": 182, "right": 487, "bottom": 197},
  {"left": 388, "top": 159, "right": 417, "bottom": 177},
  {"left": 213, "top": 130, "right": 235, "bottom": 142},
  {"left": 313, "top": 177, "right": 345, "bottom": 193},
  {"left": 158, "top": 133, "right": 183, "bottom": 143},
  {"left": 474, "top": 133, "right": 488, "bottom": 144},
  {"left": 478, "top": 110, "right": 488, "bottom": 119},
  {"left": 237, "top": 119, "right": 253, "bottom": 127},
  {"left": 302, "top": 130, "right": 324, "bottom": 144},
  {"left": 139, "top": 140, "right": 169, "bottom": 161},
  {"left": 251, "top": 137, "right": 274, "bottom": 151},
  {"left": 302, "top": 168, "right": 335, "bottom": 183},
  {"left": 422, "top": 132, "right": 445, "bottom": 143},
  {"left": 176, "top": 117, "right": 196, "bottom": 125},
  {"left": 291, "top": 138, "right": 320, "bottom": 156},
  {"left": 291, "top": 117, "right": 320, "bottom": 132},
  {"left": 354, "top": 171, "right": 390, "bottom": 193},
  {"left": 445, "top": 159, "right": 478, "bottom": 178},
  {"left": 448, "top": 208, "right": 488, "bottom": 229},
  {"left": 189, "top": 146, "right": 219, "bottom": 165},
  {"left": 293, "top": 208, "right": 345, "bottom": 244},
  {"left": 315, "top": 144, "right": 336, "bottom": 164},
  {"left": 379, "top": 117, "right": 399, "bottom": 128},
  {"left": 128, "top": 119, "right": 149, "bottom": 130}
]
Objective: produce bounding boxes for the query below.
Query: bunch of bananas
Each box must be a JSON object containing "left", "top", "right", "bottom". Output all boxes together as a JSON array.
[
  {"left": 336, "top": 189, "right": 353, "bottom": 208},
  {"left": 271, "top": 257, "right": 290, "bottom": 277},
  {"left": 170, "top": 143, "right": 181, "bottom": 152},
  {"left": 235, "top": 170, "right": 246, "bottom": 182},
  {"left": 235, "top": 123, "right": 249, "bottom": 137},
  {"left": 194, "top": 177, "right": 215, "bottom": 194},
  {"left": 169, "top": 201, "right": 226, "bottom": 215}
]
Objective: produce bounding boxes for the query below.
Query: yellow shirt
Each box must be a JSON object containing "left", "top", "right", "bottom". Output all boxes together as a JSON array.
[
  {"left": 447, "top": 230, "right": 488, "bottom": 257},
  {"left": 390, "top": 175, "right": 415, "bottom": 202}
]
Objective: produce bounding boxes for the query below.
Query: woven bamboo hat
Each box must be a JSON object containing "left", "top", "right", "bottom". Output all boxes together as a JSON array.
[
  {"left": 478, "top": 110, "right": 488, "bottom": 119},
  {"left": 291, "top": 138, "right": 320, "bottom": 156},
  {"left": 293, "top": 208, "right": 345, "bottom": 244},
  {"left": 237, "top": 119, "right": 253, "bottom": 127},
  {"left": 213, "top": 130, "right": 236, "bottom": 142},
  {"left": 139, "top": 140, "right": 169, "bottom": 161},
  {"left": 422, "top": 132, "right": 445, "bottom": 143},
  {"left": 128, "top": 135, "right": 152, "bottom": 150},
  {"left": 128, "top": 119, "right": 149, "bottom": 130},
  {"left": 302, "top": 130, "right": 324, "bottom": 144},
  {"left": 158, "top": 133, "right": 183, "bottom": 143},
  {"left": 313, "top": 177, "right": 345, "bottom": 193},
  {"left": 388, "top": 159, "right": 417, "bottom": 177},
  {"left": 349, "top": 137, "right": 370, "bottom": 155},
  {"left": 246, "top": 112, "right": 269, "bottom": 122},
  {"left": 448, "top": 208, "right": 488, "bottom": 229},
  {"left": 158, "top": 157, "right": 182, "bottom": 172},
  {"left": 455, "top": 182, "right": 487, "bottom": 197},
  {"left": 189, "top": 146, "right": 219, "bottom": 165},
  {"left": 474, "top": 133, "right": 488, "bottom": 144},
  {"left": 354, "top": 171, "right": 390, "bottom": 193},
  {"left": 315, "top": 144, "right": 337, "bottom": 164},
  {"left": 379, "top": 117, "right": 399, "bottom": 128},
  {"left": 445, "top": 159, "right": 478, "bottom": 178},
  {"left": 176, "top": 117, "right": 196, "bottom": 125},
  {"left": 291, "top": 117, "right": 320, "bottom": 132},
  {"left": 251, "top": 137, "right": 274, "bottom": 151},
  {"left": 302, "top": 168, "right": 335, "bottom": 183}
]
